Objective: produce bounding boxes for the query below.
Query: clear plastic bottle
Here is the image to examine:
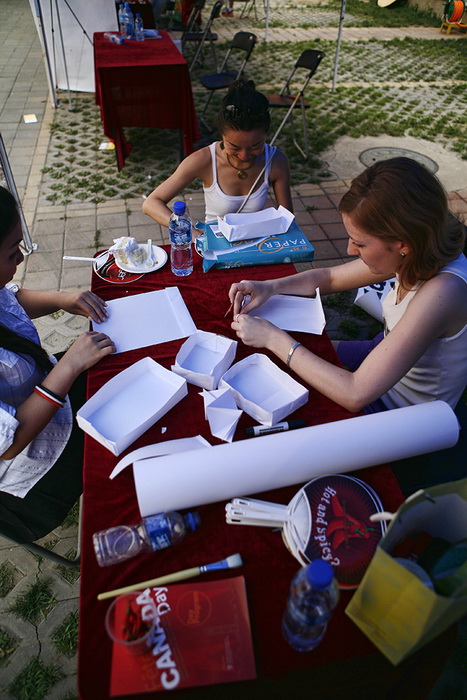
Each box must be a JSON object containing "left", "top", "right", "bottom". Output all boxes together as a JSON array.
[
  {"left": 169, "top": 201, "right": 193, "bottom": 277},
  {"left": 118, "top": 3, "right": 126, "bottom": 38},
  {"left": 123, "top": 1, "right": 135, "bottom": 40},
  {"left": 282, "top": 559, "right": 340, "bottom": 652},
  {"left": 135, "top": 12, "right": 145, "bottom": 41},
  {"left": 93, "top": 511, "right": 200, "bottom": 567}
]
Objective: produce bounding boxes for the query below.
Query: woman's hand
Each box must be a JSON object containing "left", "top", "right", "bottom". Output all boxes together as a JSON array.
[
  {"left": 231, "top": 314, "right": 283, "bottom": 350},
  {"left": 59, "top": 331, "right": 116, "bottom": 375},
  {"left": 228, "top": 280, "right": 273, "bottom": 316},
  {"left": 59, "top": 291, "right": 109, "bottom": 323}
]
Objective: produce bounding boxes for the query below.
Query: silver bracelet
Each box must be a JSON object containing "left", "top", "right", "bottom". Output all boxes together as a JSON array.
[{"left": 286, "top": 342, "right": 301, "bottom": 367}]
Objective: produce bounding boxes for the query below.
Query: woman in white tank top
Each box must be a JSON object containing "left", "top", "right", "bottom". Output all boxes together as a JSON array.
[
  {"left": 228, "top": 157, "right": 467, "bottom": 415},
  {"left": 142, "top": 79, "right": 293, "bottom": 228}
]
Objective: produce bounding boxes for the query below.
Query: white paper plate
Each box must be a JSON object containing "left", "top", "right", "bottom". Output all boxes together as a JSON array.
[{"left": 114, "top": 244, "right": 167, "bottom": 274}]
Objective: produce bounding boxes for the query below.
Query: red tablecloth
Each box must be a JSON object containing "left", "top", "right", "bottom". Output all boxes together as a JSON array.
[
  {"left": 77, "top": 252, "right": 404, "bottom": 699},
  {"left": 93, "top": 31, "right": 199, "bottom": 169}
]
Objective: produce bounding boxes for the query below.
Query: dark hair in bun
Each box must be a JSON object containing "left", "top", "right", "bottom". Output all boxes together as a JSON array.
[{"left": 216, "top": 78, "right": 270, "bottom": 134}]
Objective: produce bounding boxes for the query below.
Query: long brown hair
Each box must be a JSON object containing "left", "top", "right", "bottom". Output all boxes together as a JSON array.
[
  {"left": 339, "top": 157, "right": 465, "bottom": 290},
  {"left": 0, "top": 187, "right": 53, "bottom": 372}
]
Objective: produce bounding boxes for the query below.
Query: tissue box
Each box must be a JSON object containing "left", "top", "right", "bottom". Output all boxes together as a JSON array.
[
  {"left": 172, "top": 331, "right": 237, "bottom": 390},
  {"left": 77, "top": 357, "right": 187, "bottom": 456},
  {"left": 201, "top": 220, "right": 314, "bottom": 272},
  {"left": 219, "top": 353, "right": 309, "bottom": 426},
  {"left": 217, "top": 206, "right": 295, "bottom": 243}
]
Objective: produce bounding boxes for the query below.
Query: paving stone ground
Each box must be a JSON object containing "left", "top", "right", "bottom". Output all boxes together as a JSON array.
[{"left": 0, "top": 0, "right": 466, "bottom": 698}]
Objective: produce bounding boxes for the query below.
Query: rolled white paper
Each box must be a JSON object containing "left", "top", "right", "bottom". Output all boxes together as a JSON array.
[{"left": 135, "top": 401, "right": 459, "bottom": 516}]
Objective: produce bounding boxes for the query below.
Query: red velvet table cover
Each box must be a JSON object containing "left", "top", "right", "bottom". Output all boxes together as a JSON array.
[
  {"left": 93, "top": 31, "right": 199, "bottom": 169},
  {"left": 77, "top": 251, "right": 403, "bottom": 699}
]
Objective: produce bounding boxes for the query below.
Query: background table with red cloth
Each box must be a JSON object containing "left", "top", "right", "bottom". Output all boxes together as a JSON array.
[
  {"left": 93, "top": 31, "right": 199, "bottom": 169},
  {"left": 77, "top": 252, "right": 411, "bottom": 699}
]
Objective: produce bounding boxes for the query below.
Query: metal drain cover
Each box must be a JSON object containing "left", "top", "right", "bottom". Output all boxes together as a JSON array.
[{"left": 359, "top": 147, "right": 438, "bottom": 173}]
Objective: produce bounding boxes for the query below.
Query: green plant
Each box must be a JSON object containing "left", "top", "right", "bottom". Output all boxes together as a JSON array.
[
  {"left": 52, "top": 610, "right": 79, "bottom": 657},
  {"left": 8, "top": 658, "right": 63, "bottom": 700},
  {"left": 0, "top": 561, "right": 16, "bottom": 597},
  {"left": 0, "top": 627, "right": 18, "bottom": 668},
  {"left": 8, "top": 578, "right": 56, "bottom": 625}
]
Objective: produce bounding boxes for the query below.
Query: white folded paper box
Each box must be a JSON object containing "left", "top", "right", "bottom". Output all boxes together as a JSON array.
[
  {"left": 171, "top": 330, "right": 237, "bottom": 391},
  {"left": 219, "top": 353, "right": 309, "bottom": 426},
  {"left": 76, "top": 357, "right": 187, "bottom": 456},
  {"left": 217, "top": 206, "right": 295, "bottom": 243}
]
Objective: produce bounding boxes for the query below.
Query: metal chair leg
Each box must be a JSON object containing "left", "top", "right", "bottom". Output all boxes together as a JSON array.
[{"left": 201, "top": 91, "right": 215, "bottom": 131}]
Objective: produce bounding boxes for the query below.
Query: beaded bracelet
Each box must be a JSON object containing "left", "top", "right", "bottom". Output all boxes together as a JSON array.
[
  {"left": 34, "top": 384, "right": 65, "bottom": 409},
  {"left": 286, "top": 342, "right": 302, "bottom": 367}
]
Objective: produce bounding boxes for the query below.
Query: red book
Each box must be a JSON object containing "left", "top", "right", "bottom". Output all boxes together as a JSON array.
[{"left": 110, "top": 576, "right": 256, "bottom": 695}]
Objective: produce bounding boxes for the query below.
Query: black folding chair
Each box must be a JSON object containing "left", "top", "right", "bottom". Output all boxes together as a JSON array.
[
  {"left": 183, "top": 0, "right": 223, "bottom": 72},
  {"left": 238, "top": 0, "right": 266, "bottom": 21},
  {"left": 199, "top": 31, "right": 257, "bottom": 130},
  {"left": 178, "top": 0, "right": 206, "bottom": 32},
  {"left": 268, "top": 49, "right": 325, "bottom": 160}
]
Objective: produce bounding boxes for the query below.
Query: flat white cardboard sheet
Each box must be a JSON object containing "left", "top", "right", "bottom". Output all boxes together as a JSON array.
[
  {"left": 219, "top": 353, "right": 309, "bottom": 426},
  {"left": 253, "top": 290, "right": 326, "bottom": 335},
  {"left": 76, "top": 357, "right": 187, "bottom": 456},
  {"left": 92, "top": 287, "right": 197, "bottom": 354},
  {"left": 171, "top": 331, "right": 237, "bottom": 390},
  {"left": 217, "top": 206, "right": 295, "bottom": 242}
]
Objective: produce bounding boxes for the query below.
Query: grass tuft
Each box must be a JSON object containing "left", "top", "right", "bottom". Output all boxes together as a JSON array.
[
  {"left": 0, "top": 561, "right": 17, "bottom": 597},
  {"left": 8, "top": 578, "right": 56, "bottom": 625},
  {"left": 8, "top": 658, "right": 63, "bottom": 700},
  {"left": 52, "top": 610, "right": 79, "bottom": 657},
  {"left": 0, "top": 627, "right": 18, "bottom": 668}
]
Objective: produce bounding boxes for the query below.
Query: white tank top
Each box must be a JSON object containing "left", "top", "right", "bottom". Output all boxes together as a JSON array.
[
  {"left": 203, "top": 142, "right": 276, "bottom": 222},
  {"left": 381, "top": 253, "right": 467, "bottom": 410}
]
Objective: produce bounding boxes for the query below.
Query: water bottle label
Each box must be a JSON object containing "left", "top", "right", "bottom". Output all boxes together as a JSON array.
[
  {"left": 171, "top": 231, "right": 191, "bottom": 245},
  {"left": 144, "top": 514, "right": 173, "bottom": 551}
]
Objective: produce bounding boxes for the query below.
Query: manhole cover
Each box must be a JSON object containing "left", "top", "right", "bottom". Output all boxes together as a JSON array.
[{"left": 359, "top": 148, "right": 438, "bottom": 174}]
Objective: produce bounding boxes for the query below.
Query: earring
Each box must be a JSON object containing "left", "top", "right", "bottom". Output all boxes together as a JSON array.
[
  {"left": 220, "top": 141, "right": 225, "bottom": 150},
  {"left": 400, "top": 252, "right": 406, "bottom": 257}
]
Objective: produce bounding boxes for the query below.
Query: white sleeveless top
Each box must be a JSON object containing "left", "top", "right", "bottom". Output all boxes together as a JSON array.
[
  {"left": 203, "top": 142, "right": 276, "bottom": 222},
  {"left": 381, "top": 253, "right": 467, "bottom": 410}
]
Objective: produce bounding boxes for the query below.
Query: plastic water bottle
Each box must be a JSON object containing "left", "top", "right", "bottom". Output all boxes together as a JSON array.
[
  {"left": 169, "top": 201, "right": 193, "bottom": 277},
  {"left": 135, "top": 12, "right": 145, "bottom": 41},
  {"left": 282, "top": 559, "right": 340, "bottom": 652},
  {"left": 118, "top": 3, "right": 126, "bottom": 37},
  {"left": 123, "top": 1, "right": 135, "bottom": 40},
  {"left": 104, "top": 32, "right": 125, "bottom": 45},
  {"left": 93, "top": 511, "right": 200, "bottom": 567}
]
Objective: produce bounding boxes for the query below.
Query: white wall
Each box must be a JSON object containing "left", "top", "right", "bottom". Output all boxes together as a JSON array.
[{"left": 28, "top": 0, "right": 118, "bottom": 94}]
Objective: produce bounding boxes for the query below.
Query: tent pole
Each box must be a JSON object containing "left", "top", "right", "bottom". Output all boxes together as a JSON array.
[
  {"left": 331, "top": 0, "right": 346, "bottom": 92},
  {"left": 264, "top": 0, "right": 270, "bottom": 41},
  {"left": 54, "top": 0, "right": 74, "bottom": 111},
  {"left": 0, "top": 135, "right": 36, "bottom": 254},
  {"left": 32, "top": 0, "right": 59, "bottom": 108}
]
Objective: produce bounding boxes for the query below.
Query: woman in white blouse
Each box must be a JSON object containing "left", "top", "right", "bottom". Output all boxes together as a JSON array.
[{"left": 0, "top": 187, "right": 115, "bottom": 542}]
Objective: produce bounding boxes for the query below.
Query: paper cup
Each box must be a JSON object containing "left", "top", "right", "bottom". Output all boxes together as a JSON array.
[{"left": 105, "top": 592, "right": 156, "bottom": 655}]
